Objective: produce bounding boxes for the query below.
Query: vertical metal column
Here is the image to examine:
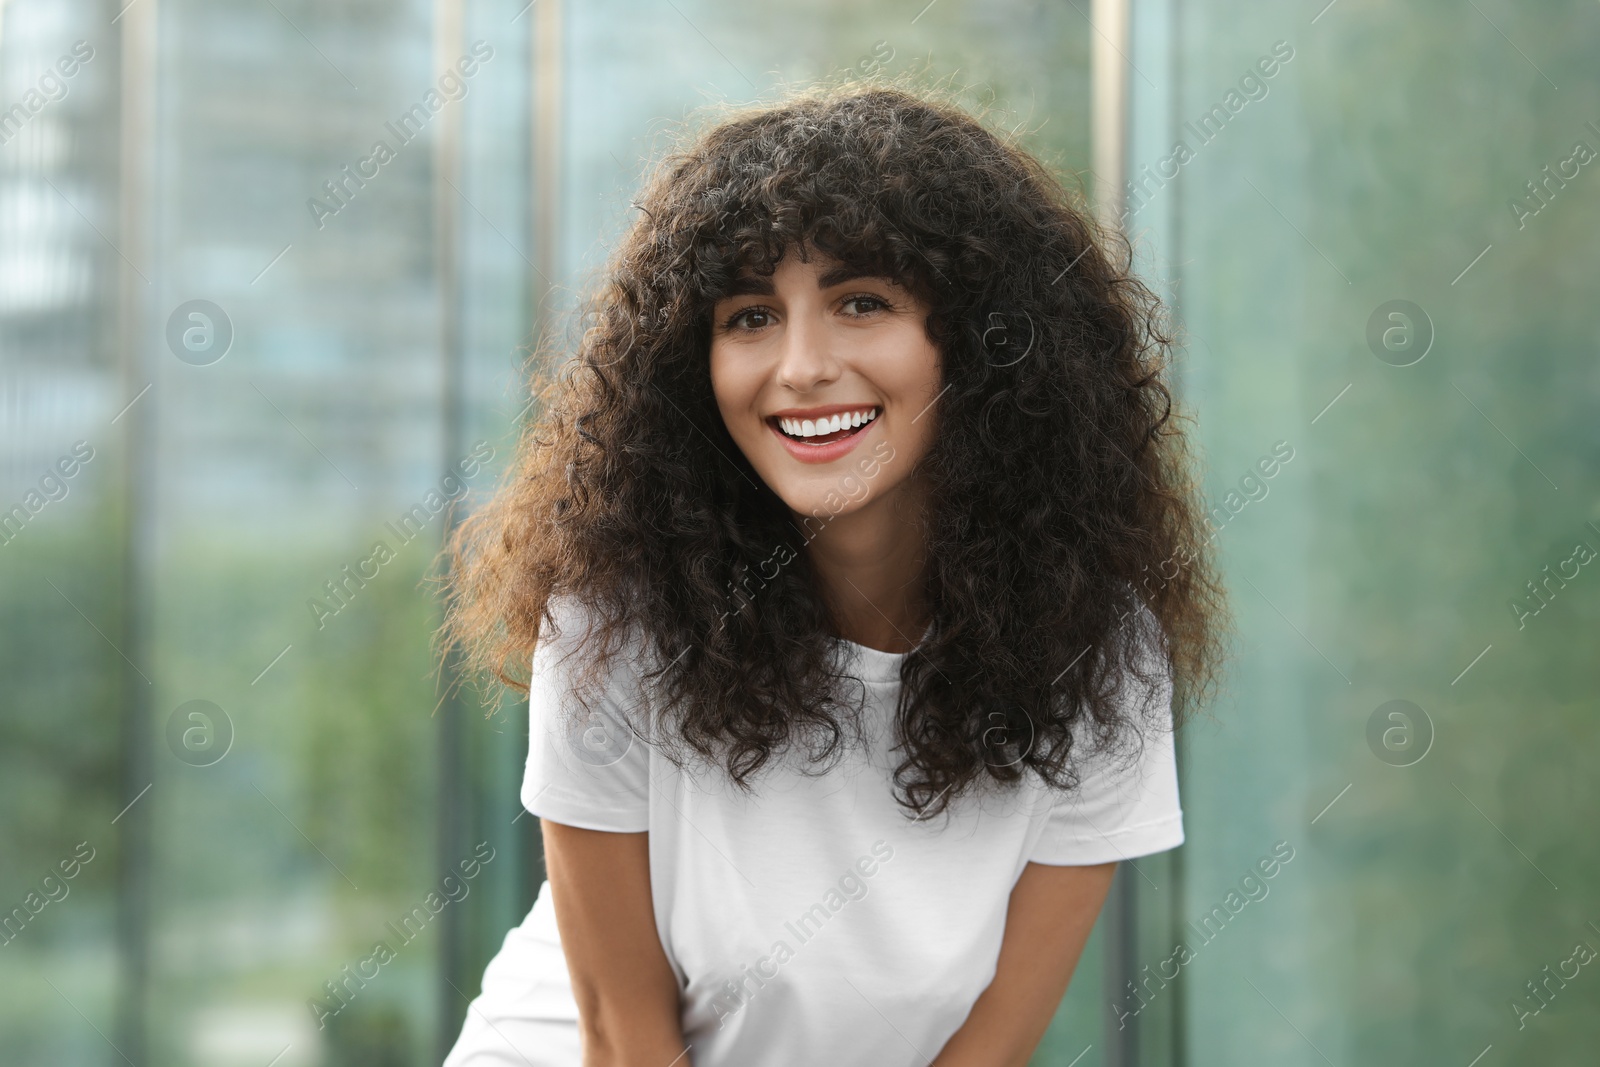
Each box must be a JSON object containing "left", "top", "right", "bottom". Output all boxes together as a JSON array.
[
  {"left": 1103, "top": 868, "right": 1140, "bottom": 1067},
  {"left": 434, "top": 0, "right": 468, "bottom": 1059},
  {"left": 1092, "top": 0, "right": 1131, "bottom": 230},
  {"left": 114, "top": 0, "right": 158, "bottom": 1062},
  {"left": 532, "top": 0, "right": 562, "bottom": 330},
  {"left": 523, "top": 0, "right": 563, "bottom": 895},
  {"left": 1164, "top": 5, "right": 1190, "bottom": 1061},
  {"left": 1092, "top": 1, "right": 1137, "bottom": 1065}
]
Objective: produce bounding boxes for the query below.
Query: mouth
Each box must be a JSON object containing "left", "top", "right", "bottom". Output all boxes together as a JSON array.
[
  {"left": 764, "top": 405, "right": 881, "bottom": 464},
  {"left": 767, "top": 405, "right": 881, "bottom": 444}
]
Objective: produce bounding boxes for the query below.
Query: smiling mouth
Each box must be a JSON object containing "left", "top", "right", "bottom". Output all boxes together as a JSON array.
[{"left": 767, "top": 406, "right": 881, "bottom": 445}]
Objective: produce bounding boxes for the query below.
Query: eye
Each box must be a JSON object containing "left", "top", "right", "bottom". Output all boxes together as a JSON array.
[
  {"left": 721, "top": 305, "right": 774, "bottom": 332},
  {"left": 841, "top": 293, "right": 893, "bottom": 317}
]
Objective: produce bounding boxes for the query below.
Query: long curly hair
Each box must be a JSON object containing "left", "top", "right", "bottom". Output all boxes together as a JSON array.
[{"left": 439, "top": 78, "right": 1231, "bottom": 820}]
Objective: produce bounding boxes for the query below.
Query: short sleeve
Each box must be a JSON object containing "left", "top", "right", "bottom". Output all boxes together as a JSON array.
[
  {"left": 520, "top": 597, "right": 652, "bottom": 833},
  {"left": 1028, "top": 612, "right": 1185, "bottom": 865}
]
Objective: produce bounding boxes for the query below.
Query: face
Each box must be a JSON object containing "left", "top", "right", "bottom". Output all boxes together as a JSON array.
[{"left": 708, "top": 248, "right": 943, "bottom": 526}]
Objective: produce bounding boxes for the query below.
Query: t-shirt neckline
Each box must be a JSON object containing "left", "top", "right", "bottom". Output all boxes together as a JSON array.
[{"left": 835, "top": 623, "right": 931, "bottom": 684}]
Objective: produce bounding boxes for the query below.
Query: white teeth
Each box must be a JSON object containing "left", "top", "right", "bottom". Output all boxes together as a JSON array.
[{"left": 777, "top": 407, "right": 879, "bottom": 439}]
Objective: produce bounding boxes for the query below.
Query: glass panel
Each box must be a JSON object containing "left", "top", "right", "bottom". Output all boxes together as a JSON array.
[
  {"left": 1126, "top": 0, "right": 1600, "bottom": 1061},
  {"left": 3, "top": 1, "right": 1112, "bottom": 1063},
  {"left": 1, "top": 0, "right": 536, "bottom": 1063},
  {"left": 0, "top": 2, "right": 125, "bottom": 1063}
]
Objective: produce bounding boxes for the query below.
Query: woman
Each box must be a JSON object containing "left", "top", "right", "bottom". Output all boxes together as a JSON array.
[{"left": 439, "top": 80, "right": 1227, "bottom": 1066}]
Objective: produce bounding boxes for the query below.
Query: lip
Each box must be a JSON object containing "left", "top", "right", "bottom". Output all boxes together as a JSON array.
[{"left": 765, "top": 405, "right": 879, "bottom": 465}]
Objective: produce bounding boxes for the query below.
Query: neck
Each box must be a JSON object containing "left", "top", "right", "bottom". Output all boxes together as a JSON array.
[{"left": 796, "top": 483, "right": 930, "bottom": 655}]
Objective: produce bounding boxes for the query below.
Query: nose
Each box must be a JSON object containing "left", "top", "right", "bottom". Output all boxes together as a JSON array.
[{"left": 771, "top": 305, "right": 841, "bottom": 393}]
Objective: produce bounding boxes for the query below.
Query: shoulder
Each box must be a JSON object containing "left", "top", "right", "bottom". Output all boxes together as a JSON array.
[
  {"left": 534, "top": 594, "right": 662, "bottom": 732},
  {"left": 1059, "top": 599, "right": 1175, "bottom": 779},
  {"left": 1113, "top": 598, "right": 1174, "bottom": 727},
  {"left": 537, "top": 594, "right": 649, "bottom": 671}
]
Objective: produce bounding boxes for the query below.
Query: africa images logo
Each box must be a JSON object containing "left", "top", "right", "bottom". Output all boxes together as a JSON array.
[
  {"left": 306, "top": 40, "right": 493, "bottom": 230},
  {"left": 1111, "top": 840, "right": 1297, "bottom": 1029},
  {"left": 709, "top": 840, "right": 895, "bottom": 1028}
]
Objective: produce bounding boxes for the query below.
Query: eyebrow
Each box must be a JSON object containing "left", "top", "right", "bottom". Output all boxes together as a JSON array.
[{"left": 720, "top": 265, "right": 893, "bottom": 299}]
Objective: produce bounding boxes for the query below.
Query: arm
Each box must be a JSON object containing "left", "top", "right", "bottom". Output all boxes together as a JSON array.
[
  {"left": 540, "top": 818, "right": 690, "bottom": 1067},
  {"left": 930, "top": 860, "right": 1119, "bottom": 1067}
]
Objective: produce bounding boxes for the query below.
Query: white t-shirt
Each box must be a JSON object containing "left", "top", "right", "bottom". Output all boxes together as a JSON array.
[{"left": 444, "top": 598, "right": 1184, "bottom": 1067}]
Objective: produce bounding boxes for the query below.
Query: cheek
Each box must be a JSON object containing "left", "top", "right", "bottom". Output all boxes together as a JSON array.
[
  {"left": 894, "top": 409, "right": 939, "bottom": 474},
  {"left": 708, "top": 346, "right": 754, "bottom": 423},
  {"left": 883, "top": 337, "right": 942, "bottom": 455}
]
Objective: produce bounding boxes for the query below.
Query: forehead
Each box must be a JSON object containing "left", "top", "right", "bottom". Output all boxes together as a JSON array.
[{"left": 716, "top": 248, "right": 913, "bottom": 301}]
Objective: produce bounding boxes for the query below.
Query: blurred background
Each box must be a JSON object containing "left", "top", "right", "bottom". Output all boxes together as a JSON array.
[{"left": 1, "top": 0, "right": 1596, "bottom": 1064}]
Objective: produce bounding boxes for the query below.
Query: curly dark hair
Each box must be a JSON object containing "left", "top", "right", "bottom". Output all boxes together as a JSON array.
[{"left": 439, "top": 77, "right": 1231, "bottom": 821}]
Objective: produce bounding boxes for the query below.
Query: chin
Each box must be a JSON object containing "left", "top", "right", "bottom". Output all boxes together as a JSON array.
[
  {"left": 785, "top": 475, "right": 899, "bottom": 529},
  {"left": 749, "top": 436, "right": 908, "bottom": 530}
]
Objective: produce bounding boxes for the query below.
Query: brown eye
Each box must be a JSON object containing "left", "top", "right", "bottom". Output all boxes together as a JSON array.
[
  {"left": 723, "top": 306, "right": 773, "bottom": 331},
  {"left": 842, "top": 294, "right": 891, "bottom": 316}
]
